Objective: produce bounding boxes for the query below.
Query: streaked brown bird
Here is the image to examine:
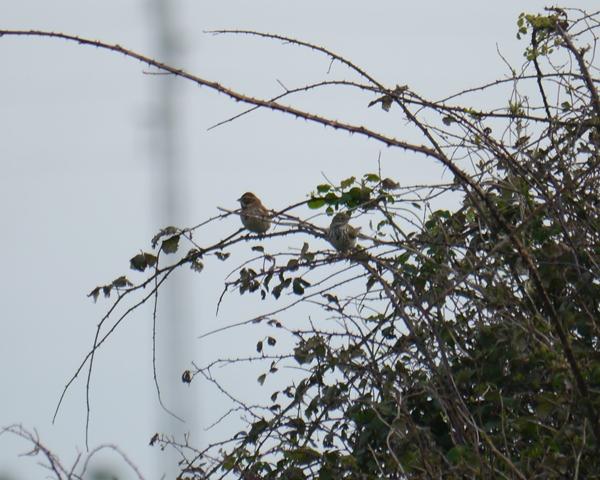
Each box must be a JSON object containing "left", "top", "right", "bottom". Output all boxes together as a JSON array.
[
  {"left": 238, "top": 192, "right": 272, "bottom": 234},
  {"left": 327, "top": 211, "right": 360, "bottom": 251}
]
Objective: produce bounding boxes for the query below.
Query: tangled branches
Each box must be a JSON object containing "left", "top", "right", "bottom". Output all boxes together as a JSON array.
[{"left": 3, "top": 6, "right": 600, "bottom": 480}]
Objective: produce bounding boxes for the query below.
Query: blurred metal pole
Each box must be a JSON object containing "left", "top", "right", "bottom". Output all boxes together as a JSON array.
[{"left": 148, "top": 0, "right": 197, "bottom": 477}]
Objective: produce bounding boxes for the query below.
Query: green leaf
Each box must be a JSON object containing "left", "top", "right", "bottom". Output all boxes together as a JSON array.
[
  {"left": 151, "top": 226, "right": 179, "bottom": 249},
  {"left": 221, "top": 454, "right": 236, "bottom": 471},
  {"left": 307, "top": 197, "right": 326, "bottom": 209},
  {"left": 294, "top": 345, "right": 310, "bottom": 365},
  {"left": 272, "top": 277, "right": 292, "bottom": 299},
  {"left": 256, "top": 340, "right": 263, "bottom": 353},
  {"left": 293, "top": 278, "right": 305, "bottom": 295},
  {"left": 130, "top": 252, "right": 157, "bottom": 272},
  {"left": 292, "top": 277, "right": 310, "bottom": 295},
  {"left": 145, "top": 253, "right": 158, "bottom": 266},
  {"left": 272, "top": 284, "right": 284, "bottom": 299},
  {"left": 340, "top": 176, "right": 356, "bottom": 189},
  {"left": 112, "top": 276, "right": 132, "bottom": 288},
  {"left": 161, "top": 235, "right": 180, "bottom": 254},
  {"left": 246, "top": 418, "right": 268, "bottom": 443},
  {"left": 287, "top": 259, "right": 300, "bottom": 271},
  {"left": 88, "top": 287, "right": 101, "bottom": 302},
  {"left": 349, "top": 186, "right": 363, "bottom": 200},
  {"left": 316, "top": 184, "right": 331, "bottom": 193},
  {"left": 382, "top": 326, "right": 396, "bottom": 339},
  {"left": 283, "top": 447, "right": 321, "bottom": 465},
  {"left": 267, "top": 336, "right": 276, "bottom": 346},
  {"left": 257, "top": 373, "right": 267, "bottom": 385}
]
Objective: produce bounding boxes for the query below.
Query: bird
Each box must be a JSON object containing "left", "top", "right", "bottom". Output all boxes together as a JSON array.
[
  {"left": 327, "top": 211, "right": 360, "bottom": 251},
  {"left": 238, "top": 192, "right": 272, "bottom": 234}
]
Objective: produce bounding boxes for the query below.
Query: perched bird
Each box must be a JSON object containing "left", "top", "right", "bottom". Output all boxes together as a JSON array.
[
  {"left": 327, "top": 211, "right": 360, "bottom": 251},
  {"left": 238, "top": 192, "right": 272, "bottom": 234}
]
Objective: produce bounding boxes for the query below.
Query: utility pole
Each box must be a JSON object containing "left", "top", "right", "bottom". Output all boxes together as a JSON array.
[{"left": 148, "top": 1, "right": 198, "bottom": 476}]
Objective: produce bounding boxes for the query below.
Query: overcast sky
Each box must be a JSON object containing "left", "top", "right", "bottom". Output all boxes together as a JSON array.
[{"left": 1, "top": 1, "right": 597, "bottom": 479}]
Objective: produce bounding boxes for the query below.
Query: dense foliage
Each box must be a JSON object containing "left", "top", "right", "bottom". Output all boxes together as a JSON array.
[{"left": 181, "top": 9, "right": 599, "bottom": 479}]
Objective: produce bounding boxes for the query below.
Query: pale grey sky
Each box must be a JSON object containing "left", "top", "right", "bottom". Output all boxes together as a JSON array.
[{"left": 1, "top": 1, "right": 596, "bottom": 478}]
